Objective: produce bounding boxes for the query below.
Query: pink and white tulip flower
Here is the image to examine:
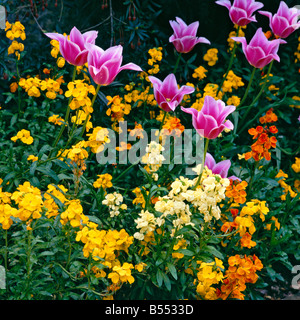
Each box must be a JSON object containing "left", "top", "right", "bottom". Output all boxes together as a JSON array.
[
  {"left": 169, "top": 17, "right": 210, "bottom": 53},
  {"left": 259, "top": 1, "right": 300, "bottom": 39},
  {"left": 231, "top": 27, "right": 286, "bottom": 69},
  {"left": 205, "top": 152, "right": 240, "bottom": 180},
  {"left": 181, "top": 96, "right": 236, "bottom": 140},
  {"left": 148, "top": 74, "right": 195, "bottom": 112},
  {"left": 216, "top": 0, "right": 264, "bottom": 26},
  {"left": 86, "top": 44, "right": 142, "bottom": 86},
  {"left": 45, "top": 27, "right": 98, "bottom": 66}
]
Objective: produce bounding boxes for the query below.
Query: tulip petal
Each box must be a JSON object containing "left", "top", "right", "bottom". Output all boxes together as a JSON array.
[
  {"left": 82, "top": 30, "right": 98, "bottom": 44},
  {"left": 213, "top": 159, "right": 231, "bottom": 178},
  {"left": 70, "top": 26, "right": 85, "bottom": 50},
  {"left": 204, "top": 152, "right": 217, "bottom": 170},
  {"left": 118, "top": 62, "right": 143, "bottom": 72},
  {"left": 215, "top": 0, "right": 232, "bottom": 10}
]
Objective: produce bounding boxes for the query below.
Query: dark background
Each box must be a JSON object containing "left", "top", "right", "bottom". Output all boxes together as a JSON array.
[{"left": 1, "top": 0, "right": 299, "bottom": 68}]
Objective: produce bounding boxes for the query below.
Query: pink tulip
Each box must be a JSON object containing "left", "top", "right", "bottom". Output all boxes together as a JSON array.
[
  {"left": 86, "top": 44, "right": 142, "bottom": 86},
  {"left": 216, "top": 0, "right": 264, "bottom": 26},
  {"left": 148, "top": 74, "right": 195, "bottom": 112},
  {"left": 205, "top": 152, "right": 240, "bottom": 180},
  {"left": 169, "top": 17, "right": 210, "bottom": 53},
  {"left": 231, "top": 27, "right": 286, "bottom": 69},
  {"left": 181, "top": 96, "right": 235, "bottom": 139},
  {"left": 259, "top": 2, "right": 300, "bottom": 39},
  {"left": 45, "top": 27, "right": 98, "bottom": 66}
]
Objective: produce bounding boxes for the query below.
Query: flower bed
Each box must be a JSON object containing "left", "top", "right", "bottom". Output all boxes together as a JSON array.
[{"left": 0, "top": 0, "right": 299, "bottom": 300}]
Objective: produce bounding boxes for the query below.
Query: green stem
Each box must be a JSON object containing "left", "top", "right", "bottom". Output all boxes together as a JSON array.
[
  {"left": 15, "top": 57, "right": 22, "bottom": 118},
  {"left": 25, "top": 228, "right": 32, "bottom": 295},
  {"left": 4, "top": 230, "right": 8, "bottom": 272},
  {"left": 247, "top": 161, "right": 260, "bottom": 196},
  {"left": 78, "top": 84, "right": 101, "bottom": 139},
  {"left": 112, "top": 160, "right": 139, "bottom": 183},
  {"left": 173, "top": 52, "right": 182, "bottom": 74},
  {"left": 239, "top": 61, "right": 274, "bottom": 131},
  {"left": 238, "top": 67, "right": 256, "bottom": 108},
  {"left": 216, "top": 26, "right": 240, "bottom": 96},
  {"left": 48, "top": 66, "right": 77, "bottom": 159},
  {"left": 193, "top": 138, "right": 209, "bottom": 190},
  {"left": 159, "top": 110, "right": 167, "bottom": 132}
]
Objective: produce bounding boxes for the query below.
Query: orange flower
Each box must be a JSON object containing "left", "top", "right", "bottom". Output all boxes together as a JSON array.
[
  {"left": 218, "top": 255, "right": 263, "bottom": 300},
  {"left": 259, "top": 108, "right": 278, "bottom": 124},
  {"left": 240, "top": 232, "right": 256, "bottom": 248},
  {"left": 226, "top": 180, "right": 248, "bottom": 204}
]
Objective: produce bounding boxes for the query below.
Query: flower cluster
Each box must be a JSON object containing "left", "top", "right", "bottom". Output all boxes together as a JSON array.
[
  {"left": 106, "top": 95, "right": 131, "bottom": 131},
  {"left": 154, "top": 168, "right": 230, "bottom": 236},
  {"left": 102, "top": 192, "right": 127, "bottom": 217},
  {"left": 85, "top": 126, "right": 110, "bottom": 153},
  {"left": 11, "top": 181, "right": 43, "bottom": 223},
  {"left": 134, "top": 210, "right": 157, "bottom": 240},
  {"left": 76, "top": 225, "right": 135, "bottom": 286},
  {"left": 19, "top": 76, "right": 64, "bottom": 99},
  {"left": 192, "top": 65, "right": 208, "bottom": 81},
  {"left": 147, "top": 47, "right": 163, "bottom": 75},
  {"left": 203, "top": 48, "right": 218, "bottom": 66},
  {"left": 275, "top": 170, "right": 297, "bottom": 200},
  {"left": 48, "top": 114, "right": 64, "bottom": 126},
  {"left": 93, "top": 173, "right": 113, "bottom": 190},
  {"left": 65, "top": 80, "right": 96, "bottom": 113},
  {"left": 5, "top": 21, "right": 26, "bottom": 60},
  {"left": 49, "top": 38, "right": 66, "bottom": 68},
  {"left": 221, "top": 70, "right": 244, "bottom": 93},
  {"left": 217, "top": 254, "right": 263, "bottom": 300},
  {"left": 141, "top": 141, "right": 165, "bottom": 179},
  {"left": 60, "top": 199, "right": 88, "bottom": 227},
  {"left": 245, "top": 109, "right": 278, "bottom": 161},
  {"left": 11, "top": 129, "right": 34, "bottom": 145},
  {"left": 0, "top": 179, "right": 18, "bottom": 230},
  {"left": 225, "top": 180, "right": 248, "bottom": 204},
  {"left": 196, "top": 258, "right": 224, "bottom": 300},
  {"left": 44, "top": 184, "right": 68, "bottom": 219},
  {"left": 132, "top": 187, "right": 146, "bottom": 208}
]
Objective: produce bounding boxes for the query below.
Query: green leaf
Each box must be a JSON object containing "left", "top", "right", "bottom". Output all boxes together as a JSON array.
[
  {"left": 205, "top": 245, "right": 224, "bottom": 260},
  {"left": 177, "top": 249, "right": 194, "bottom": 256},
  {"left": 162, "top": 273, "right": 171, "bottom": 291},
  {"left": 167, "top": 263, "right": 177, "bottom": 280},
  {"left": 156, "top": 269, "right": 163, "bottom": 287}
]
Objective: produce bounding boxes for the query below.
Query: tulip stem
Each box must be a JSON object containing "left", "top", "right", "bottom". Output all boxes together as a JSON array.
[
  {"left": 239, "top": 61, "right": 273, "bottom": 131},
  {"left": 173, "top": 52, "right": 182, "bottom": 74},
  {"left": 193, "top": 138, "right": 209, "bottom": 190},
  {"left": 216, "top": 26, "right": 240, "bottom": 96},
  {"left": 48, "top": 66, "right": 77, "bottom": 159},
  {"left": 79, "top": 84, "right": 101, "bottom": 138},
  {"left": 159, "top": 110, "right": 167, "bottom": 132},
  {"left": 238, "top": 66, "right": 256, "bottom": 108}
]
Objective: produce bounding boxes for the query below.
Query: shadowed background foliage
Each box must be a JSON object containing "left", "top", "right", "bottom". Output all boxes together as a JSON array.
[{"left": 1, "top": 0, "right": 299, "bottom": 66}]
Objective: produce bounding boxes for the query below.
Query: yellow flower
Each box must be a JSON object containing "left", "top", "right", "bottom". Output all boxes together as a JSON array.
[
  {"left": 48, "top": 114, "right": 64, "bottom": 126},
  {"left": 27, "top": 155, "right": 38, "bottom": 162},
  {"left": 192, "top": 65, "right": 208, "bottom": 80},
  {"left": 11, "top": 129, "right": 33, "bottom": 145},
  {"left": 57, "top": 57, "right": 65, "bottom": 68},
  {"left": 203, "top": 48, "right": 218, "bottom": 66},
  {"left": 292, "top": 157, "right": 300, "bottom": 173},
  {"left": 93, "top": 173, "right": 113, "bottom": 189}
]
